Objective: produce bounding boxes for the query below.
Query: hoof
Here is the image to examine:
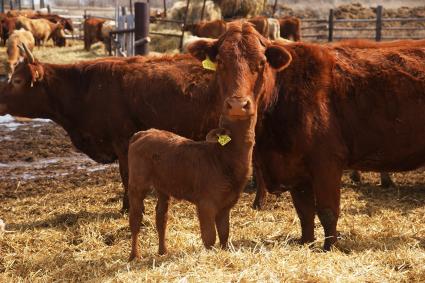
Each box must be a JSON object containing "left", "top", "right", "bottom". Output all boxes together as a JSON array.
[
  {"left": 129, "top": 252, "right": 141, "bottom": 261},
  {"left": 158, "top": 247, "right": 168, "bottom": 255}
]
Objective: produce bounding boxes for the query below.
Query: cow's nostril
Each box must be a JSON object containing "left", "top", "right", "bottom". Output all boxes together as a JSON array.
[{"left": 243, "top": 101, "right": 250, "bottom": 110}]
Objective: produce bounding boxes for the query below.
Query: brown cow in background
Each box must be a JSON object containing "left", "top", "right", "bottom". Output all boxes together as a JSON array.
[
  {"left": 183, "top": 20, "right": 227, "bottom": 39},
  {"left": 31, "top": 14, "right": 73, "bottom": 34},
  {"left": 15, "top": 16, "right": 66, "bottom": 46},
  {"left": 1, "top": 16, "right": 18, "bottom": 45},
  {"left": 278, "top": 16, "right": 301, "bottom": 41},
  {"left": 189, "top": 23, "right": 425, "bottom": 251},
  {"left": 83, "top": 17, "right": 114, "bottom": 53},
  {"left": 5, "top": 28, "right": 35, "bottom": 78}
]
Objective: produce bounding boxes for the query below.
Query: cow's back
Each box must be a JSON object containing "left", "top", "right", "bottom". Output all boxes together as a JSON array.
[{"left": 331, "top": 44, "right": 425, "bottom": 170}]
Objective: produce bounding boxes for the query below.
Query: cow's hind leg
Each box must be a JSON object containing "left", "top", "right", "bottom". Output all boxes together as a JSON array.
[
  {"left": 215, "top": 208, "right": 230, "bottom": 249},
  {"left": 156, "top": 192, "right": 170, "bottom": 255},
  {"left": 312, "top": 162, "right": 342, "bottom": 251},
  {"left": 118, "top": 154, "right": 130, "bottom": 214},
  {"left": 290, "top": 183, "right": 315, "bottom": 245},
  {"left": 380, "top": 172, "right": 395, "bottom": 188},
  {"left": 197, "top": 201, "right": 217, "bottom": 249}
]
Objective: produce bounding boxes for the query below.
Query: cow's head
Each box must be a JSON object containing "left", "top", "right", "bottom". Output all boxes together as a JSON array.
[
  {"left": 0, "top": 44, "right": 48, "bottom": 118},
  {"left": 48, "top": 23, "right": 67, "bottom": 47},
  {"left": 188, "top": 21, "right": 292, "bottom": 116}
]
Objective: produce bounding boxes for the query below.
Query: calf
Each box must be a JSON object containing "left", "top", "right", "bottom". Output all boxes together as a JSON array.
[
  {"left": 128, "top": 95, "right": 257, "bottom": 260},
  {"left": 5, "top": 28, "right": 35, "bottom": 79},
  {"left": 183, "top": 20, "right": 227, "bottom": 39},
  {"left": 84, "top": 17, "right": 114, "bottom": 53}
]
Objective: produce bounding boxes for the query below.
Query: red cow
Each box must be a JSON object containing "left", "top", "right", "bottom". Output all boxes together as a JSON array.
[
  {"left": 183, "top": 20, "right": 227, "bottom": 39},
  {"left": 189, "top": 22, "right": 425, "bottom": 250},
  {"left": 278, "top": 16, "right": 301, "bottom": 41}
]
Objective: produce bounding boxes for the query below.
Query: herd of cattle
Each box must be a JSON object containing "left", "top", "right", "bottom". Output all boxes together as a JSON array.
[{"left": 0, "top": 9, "right": 424, "bottom": 259}]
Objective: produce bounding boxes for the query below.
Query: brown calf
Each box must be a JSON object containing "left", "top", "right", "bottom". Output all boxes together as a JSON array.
[
  {"left": 128, "top": 96, "right": 257, "bottom": 259},
  {"left": 5, "top": 28, "right": 35, "bottom": 79}
]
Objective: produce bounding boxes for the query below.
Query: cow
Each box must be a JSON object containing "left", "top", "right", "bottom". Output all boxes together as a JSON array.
[
  {"left": 128, "top": 94, "right": 258, "bottom": 259},
  {"left": 183, "top": 20, "right": 227, "bottom": 39},
  {"left": 7, "top": 9, "right": 38, "bottom": 18},
  {"left": 278, "top": 16, "right": 301, "bottom": 41},
  {"left": 1, "top": 16, "right": 18, "bottom": 45},
  {"left": 188, "top": 22, "right": 425, "bottom": 250},
  {"left": 5, "top": 28, "right": 35, "bottom": 79},
  {"left": 247, "top": 16, "right": 269, "bottom": 38},
  {"left": 15, "top": 16, "right": 66, "bottom": 46},
  {"left": 30, "top": 14, "right": 73, "bottom": 34},
  {"left": 83, "top": 17, "right": 114, "bottom": 53}
]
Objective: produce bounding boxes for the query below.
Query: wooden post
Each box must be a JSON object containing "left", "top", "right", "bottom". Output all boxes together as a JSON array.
[
  {"left": 328, "top": 9, "right": 334, "bottom": 42},
  {"left": 163, "top": 0, "right": 167, "bottom": 18},
  {"left": 40, "top": 0, "right": 45, "bottom": 9},
  {"left": 129, "top": 0, "right": 133, "bottom": 15},
  {"left": 31, "top": 0, "right": 35, "bottom": 10},
  {"left": 0, "top": 0, "right": 4, "bottom": 13},
  {"left": 18, "top": 0, "right": 21, "bottom": 10},
  {"left": 272, "top": 0, "right": 278, "bottom": 17},
  {"left": 200, "top": 0, "right": 207, "bottom": 21},
  {"left": 179, "top": 0, "right": 190, "bottom": 51},
  {"left": 121, "top": 6, "right": 126, "bottom": 16},
  {"left": 375, "top": 5, "right": 383, "bottom": 41},
  {"left": 134, "top": 1, "right": 149, "bottom": 55},
  {"left": 9, "top": 0, "right": 13, "bottom": 10},
  {"left": 47, "top": 4, "right": 51, "bottom": 14}
]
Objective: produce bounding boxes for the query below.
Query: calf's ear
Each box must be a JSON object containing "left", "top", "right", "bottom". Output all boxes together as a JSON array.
[
  {"left": 265, "top": 44, "right": 292, "bottom": 71},
  {"left": 206, "top": 128, "right": 231, "bottom": 143},
  {"left": 187, "top": 39, "right": 218, "bottom": 61},
  {"left": 28, "top": 63, "right": 44, "bottom": 83}
]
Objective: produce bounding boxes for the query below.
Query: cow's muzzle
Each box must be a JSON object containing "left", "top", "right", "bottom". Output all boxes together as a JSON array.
[{"left": 223, "top": 96, "right": 254, "bottom": 117}]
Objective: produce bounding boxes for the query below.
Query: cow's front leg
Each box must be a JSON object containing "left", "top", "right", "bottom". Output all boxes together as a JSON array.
[{"left": 290, "top": 183, "right": 315, "bottom": 244}]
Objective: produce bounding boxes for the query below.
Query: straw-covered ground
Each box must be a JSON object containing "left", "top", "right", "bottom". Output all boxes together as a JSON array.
[{"left": 0, "top": 42, "right": 425, "bottom": 282}]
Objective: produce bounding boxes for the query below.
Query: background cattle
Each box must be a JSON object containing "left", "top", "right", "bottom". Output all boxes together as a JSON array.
[
  {"left": 278, "top": 16, "right": 301, "bottom": 41},
  {"left": 15, "top": 16, "right": 66, "bottom": 46},
  {"left": 83, "top": 17, "right": 114, "bottom": 53},
  {"left": 183, "top": 19, "right": 227, "bottom": 39},
  {"left": 1, "top": 16, "right": 17, "bottom": 45},
  {"left": 5, "top": 28, "right": 34, "bottom": 78}
]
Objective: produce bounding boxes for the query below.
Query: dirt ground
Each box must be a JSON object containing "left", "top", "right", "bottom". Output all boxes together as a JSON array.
[{"left": 0, "top": 42, "right": 424, "bottom": 282}]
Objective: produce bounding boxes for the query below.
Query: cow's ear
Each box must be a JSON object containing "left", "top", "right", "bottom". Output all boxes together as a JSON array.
[
  {"left": 28, "top": 63, "right": 44, "bottom": 83},
  {"left": 265, "top": 44, "right": 292, "bottom": 71},
  {"left": 187, "top": 39, "right": 218, "bottom": 61}
]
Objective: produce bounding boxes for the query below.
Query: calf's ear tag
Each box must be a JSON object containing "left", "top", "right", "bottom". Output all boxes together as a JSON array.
[
  {"left": 202, "top": 56, "right": 217, "bottom": 71},
  {"left": 217, "top": 134, "right": 231, "bottom": 146}
]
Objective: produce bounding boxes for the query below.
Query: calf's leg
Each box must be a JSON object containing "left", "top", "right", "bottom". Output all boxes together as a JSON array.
[
  {"left": 289, "top": 183, "right": 315, "bottom": 244},
  {"left": 197, "top": 201, "right": 217, "bottom": 249},
  {"left": 128, "top": 186, "right": 148, "bottom": 261},
  {"left": 253, "top": 162, "right": 267, "bottom": 210},
  {"left": 215, "top": 208, "right": 230, "bottom": 249},
  {"left": 156, "top": 192, "right": 170, "bottom": 255}
]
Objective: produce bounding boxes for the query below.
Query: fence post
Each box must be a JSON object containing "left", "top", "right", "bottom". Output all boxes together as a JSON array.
[
  {"left": 9, "top": 0, "right": 12, "bottom": 10},
  {"left": 47, "top": 4, "right": 51, "bottom": 14},
  {"left": 18, "top": 0, "right": 21, "bottom": 10},
  {"left": 200, "top": 0, "right": 206, "bottom": 21},
  {"left": 163, "top": 0, "right": 167, "bottom": 17},
  {"left": 121, "top": 6, "right": 127, "bottom": 16},
  {"left": 40, "top": 0, "right": 45, "bottom": 9},
  {"left": 272, "top": 0, "right": 278, "bottom": 16},
  {"left": 129, "top": 0, "right": 133, "bottom": 15},
  {"left": 179, "top": 0, "right": 190, "bottom": 51},
  {"left": 375, "top": 5, "right": 383, "bottom": 41},
  {"left": 31, "top": 0, "right": 35, "bottom": 10},
  {"left": 328, "top": 9, "right": 334, "bottom": 42},
  {"left": 134, "top": 2, "right": 149, "bottom": 55},
  {"left": 0, "top": 0, "right": 3, "bottom": 13}
]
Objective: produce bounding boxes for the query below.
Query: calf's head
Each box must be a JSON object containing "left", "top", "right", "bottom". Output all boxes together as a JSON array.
[
  {"left": 188, "top": 21, "right": 292, "bottom": 113},
  {"left": 0, "top": 44, "right": 47, "bottom": 118}
]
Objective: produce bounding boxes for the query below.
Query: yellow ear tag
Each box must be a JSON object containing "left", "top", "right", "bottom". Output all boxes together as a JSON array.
[
  {"left": 202, "top": 56, "right": 217, "bottom": 71},
  {"left": 217, "top": 134, "right": 231, "bottom": 146}
]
